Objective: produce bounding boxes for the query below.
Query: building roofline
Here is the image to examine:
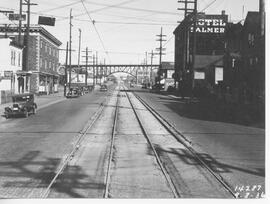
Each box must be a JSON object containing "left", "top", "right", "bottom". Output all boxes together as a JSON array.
[{"left": 0, "top": 24, "right": 62, "bottom": 46}]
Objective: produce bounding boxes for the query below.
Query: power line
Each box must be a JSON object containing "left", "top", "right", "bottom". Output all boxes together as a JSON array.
[
  {"left": 80, "top": 0, "right": 111, "bottom": 63},
  {"left": 93, "top": 21, "right": 177, "bottom": 26},
  {"left": 83, "top": 0, "right": 180, "bottom": 16}
]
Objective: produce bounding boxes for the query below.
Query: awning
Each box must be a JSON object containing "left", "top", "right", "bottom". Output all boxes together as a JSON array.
[
  {"left": 194, "top": 55, "right": 224, "bottom": 70},
  {"left": 16, "top": 70, "right": 32, "bottom": 76}
]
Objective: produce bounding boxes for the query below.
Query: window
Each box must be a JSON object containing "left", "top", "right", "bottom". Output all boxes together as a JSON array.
[
  {"left": 40, "top": 41, "right": 43, "bottom": 48},
  {"left": 45, "top": 43, "right": 47, "bottom": 52},
  {"left": 40, "top": 59, "right": 42, "bottom": 68},
  {"left": 248, "top": 33, "right": 255, "bottom": 46},
  {"left": 232, "top": 58, "right": 235, "bottom": 68},
  {"left": 249, "top": 58, "right": 253, "bottom": 66},
  {"left": 44, "top": 60, "right": 47, "bottom": 69},
  {"left": 18, "top": 53, "right": 21, "bottom": 66}
]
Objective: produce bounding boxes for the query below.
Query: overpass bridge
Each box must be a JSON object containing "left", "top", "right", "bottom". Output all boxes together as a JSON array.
[{"left": 68, "top": 64, "right": 160, "bottom": 79}]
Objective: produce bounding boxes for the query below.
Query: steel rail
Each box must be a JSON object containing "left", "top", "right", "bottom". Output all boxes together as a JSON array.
[
  {"left": 124, "top": 88, "right": 180, "bottom": 198},
  {"left": 41, "top": 91, "right": 113, "bottom": 198},
  {"left": 132, "top": 90, "right": 237, "bottom": 198},
  {"left": 103, "top": 87, "right": 121, "bottom": 198}
]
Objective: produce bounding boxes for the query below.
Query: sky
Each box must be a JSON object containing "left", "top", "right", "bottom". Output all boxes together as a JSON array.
[{"left": 0, "top": 0, "right": 260, "bottom": 65}]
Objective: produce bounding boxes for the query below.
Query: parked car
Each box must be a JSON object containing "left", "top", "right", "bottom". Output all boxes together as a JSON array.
[
  {"left": 4, "top": 93, "right": 37, "bottom": 118},
  {"left": 66, "top": 88, "right": 80, "bottom": 98},
  {"left": 141, "top": 83, "right": 147, "bottom": 89},
  {"left": 100, "top": 84, "right": 108, "bottom": 92}
]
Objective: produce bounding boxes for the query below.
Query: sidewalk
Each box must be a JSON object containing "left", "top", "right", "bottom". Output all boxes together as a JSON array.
[{"left": 0, "top": 90, "right": 66, "bottom": 113}]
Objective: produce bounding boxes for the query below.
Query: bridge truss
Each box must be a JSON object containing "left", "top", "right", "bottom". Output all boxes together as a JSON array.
[{"left": 69, "top": 64, "right": 160, "bottom": 78}]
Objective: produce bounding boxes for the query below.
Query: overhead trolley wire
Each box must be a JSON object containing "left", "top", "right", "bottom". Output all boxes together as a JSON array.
[{"left": 80, "top": 0, "right": 111, "bottom": 63}]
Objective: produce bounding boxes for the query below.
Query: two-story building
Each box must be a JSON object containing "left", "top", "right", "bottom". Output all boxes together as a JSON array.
[
  {"left": 0, "top": 38, "right": 24, "bottom": 103},
  {"left": 0, "top": 25, "right": 62, "bottom": 95}
]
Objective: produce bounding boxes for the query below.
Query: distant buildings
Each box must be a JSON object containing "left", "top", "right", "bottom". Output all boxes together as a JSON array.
[{"left": 0, "top": 25, "right": 62, "bottom": 95}]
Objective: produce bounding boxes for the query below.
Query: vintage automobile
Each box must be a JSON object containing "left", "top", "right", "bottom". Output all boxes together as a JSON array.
[
  {"left": 100, "top": 84, "right": 108, "bottom": 92},
  {"left": 4, "top": 93, "right": 37, "bottom": 118},
  {"left": 66, "top": 88, "right": 80, "bottom": 98}
]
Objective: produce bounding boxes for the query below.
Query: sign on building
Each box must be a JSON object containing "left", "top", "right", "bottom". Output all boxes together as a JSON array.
[
  {"left": 9, "top": 14, "right": 26, "bottom": 21},
  {"left": 38, "top": 16, "right": 56, "bottom": 26},
  {"left": 190, "top": 14, "right": 228, "bottom": 34},
  {"left": 194, "top": 71, "right": 205, "bottom": 79},
  {"left": 215, "top": 67, "right": 223, "bottom": 84}
]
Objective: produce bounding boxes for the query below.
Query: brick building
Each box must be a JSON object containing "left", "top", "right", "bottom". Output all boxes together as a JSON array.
[
  {"left": 0, "top": 25, "right": 62, "bottom": 95},
  {"left": 240, "top": 12, "right": 264, "bottom": 102},
  {"left": 173, "top": 11, "right": 228, "bottom": 96}
]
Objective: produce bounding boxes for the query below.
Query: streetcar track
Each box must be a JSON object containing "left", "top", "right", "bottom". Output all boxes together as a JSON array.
[
  {"left": 123, "top": 87, "right": 180, "bottom": 198},
  {"left": 103, "top": 88, "right": 120, "bottom": 198},
  {"left": 41, "top": 91, "right": 115, "bottom": 198},
  {"left": 131, "top": 89, "right": 238, "bottom": 198}
]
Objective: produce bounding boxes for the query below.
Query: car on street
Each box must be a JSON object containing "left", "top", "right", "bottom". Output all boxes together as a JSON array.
[
  {"left": 66, "top": 88, "right": 80, "bottom": 98},
  {"left": 100, "top": 84, "right": 108, "bottom": 92},
  {"left": 141, "top": 83, "right": 147, "bottom": 89},
  {"left": 4, "top": 93, "right": 37, "bottom": 118}
]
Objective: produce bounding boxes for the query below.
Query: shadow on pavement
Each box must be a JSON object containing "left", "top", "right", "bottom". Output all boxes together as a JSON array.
[
  {"left": 0, "top": 151, "right": 105, "bottom": 198},
  {"left": 133, "top": 89, "right": 265, "bottom": 128}
]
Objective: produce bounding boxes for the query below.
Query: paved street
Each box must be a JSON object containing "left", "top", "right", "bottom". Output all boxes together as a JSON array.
[
  {"left": 0, "top": 84, "right": 115, "bottom": 198},
  {"left": 0, "top": 84, "right": 265, "bottom": 198}
]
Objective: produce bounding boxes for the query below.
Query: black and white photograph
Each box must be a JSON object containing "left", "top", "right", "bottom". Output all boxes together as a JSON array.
[{"left": 0, "top": 0, "right": 267, "bottom": 201}]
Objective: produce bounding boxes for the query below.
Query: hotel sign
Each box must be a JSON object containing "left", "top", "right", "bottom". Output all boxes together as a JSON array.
[{"left": 190, "top": 14, "right": 228, "bottom": 34}]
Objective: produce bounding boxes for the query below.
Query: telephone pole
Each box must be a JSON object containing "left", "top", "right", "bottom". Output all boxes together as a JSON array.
[
  {"left": 68, "top": 9, "right": 73, "bottom": 90},
  {"left": 156, "top": 27, "right": 166, "bottom": 85},
  {"left": 77, "top": 28, "right": 82, "bottom": 82},
  {"left": 96, "top": 51, "right": 98, "bottom": 85},
  {"left": 64, "top": 42, "right": 69, "bottom": 96},
  {"left": 93, "top": 54, "right": 96, "bottom": 86},
  {"left": 149, "top": 50, "right": 155, "bottom": 87},
  {"left": 22, "top": 0, "right": 37, "bottom": 71},
  {"left": 177, "top": 0, "right": 197, "bottom": 95},
  {"left": 82, "top": 47, "right": 92, "bottom": 86},
  {"left": 19, "top": 0, "right": 23, "bottom": 45}
]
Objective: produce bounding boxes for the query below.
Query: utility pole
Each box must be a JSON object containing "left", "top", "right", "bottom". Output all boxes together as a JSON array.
[
  {"left": 77, "top": 28, "right": 82, "bottom": 82},
  {"left": 68, "top": 9, "right": 73, "bottom": 90},
  {"left": 177, "top": 0, "right": 197, "bottom": 96},
  {"left": 22, "top": 0, "right": 37, "bottom": 71},
  {"left": 19, "top": 0, "right": 23, "bottom": 45},
  {"left": 156, "top": 27, "right": 166, "bottom": 85},
  {"left": 85, "top": 47, "right": 88, "bottom": 86},
  {"left": 93, "top": 54, "right": 96, "bottom": 86},
  {"left": 82, "top": 47, "right": 92, "bottom": 86},
  {"left": 190, "top": 0, "right": 197, "bottom": 92},
  {"left": 64, "top": 42, "right": 69, "bottom": 96},
  {"left": 96, "top": 51, "right": 98, "bottom": 85},
  {"left": 150, "top": 50, "right": 155, "bottom": 87}
]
